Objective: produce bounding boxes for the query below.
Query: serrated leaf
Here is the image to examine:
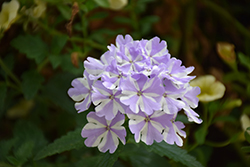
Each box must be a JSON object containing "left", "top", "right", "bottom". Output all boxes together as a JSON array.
[
  {"left": 34, "top": 128, "right": 84, "bottom": 160},
  {"left": 14, "top": 141, "right": 34, "bottom": 164},
  {"left": 13, "top": 121, "right": 48, "bottom": 155},
  {"left": 6, "top": 156, "right": 20, "bottom": 166},
  {"left": 144, "top": 142, "right": 203, "bottom": 167},
  {"left": 94, "top": 0, "right": 109, "bottom": 8},
  {"left": 51, "top": 35, "right": 68, "bottom": 55},
  {"left": 95, "top": 145, "right": 124, "bottom": 167},
  {"left": 21, "top": 70, "right": 44, "bottom": 100},
  {"left": 241, "top": 146, "right": 250, "bottom": 153},
  {"left": 11, "top": 35, "right": 48, "bottom": 64},
  {"left": 0, "top": 138, "right": 18, "bottom": 161}
]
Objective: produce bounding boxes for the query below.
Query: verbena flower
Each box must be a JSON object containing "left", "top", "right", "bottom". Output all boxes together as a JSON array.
[
  {"left": 120, "top": 74, "right": 164, "bottom": 115},
  {"left": 82, "top": 112, "right": 126, "bottom": 153},
  {"left": 92, "top": 80, "right": 126, "bottom": 120},
  {"left": 68, "top": 34, "right": 202, "bottom": 153},
  {"left": 126, "top": 108, "right": 169, "bottom": 145},
  {"left": 0, "top": 0, "right": 20, "bottom": 31},
  {"left": 67, "top": 71, "right": 93, "bottom": 113},
  {"left": 190, "top": 75, "right": 225, "bottom": 102}
]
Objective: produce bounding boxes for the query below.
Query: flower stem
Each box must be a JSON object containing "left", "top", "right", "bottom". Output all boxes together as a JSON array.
[{"left": 0, "top": 57, "right": 21, "bottom": 86}]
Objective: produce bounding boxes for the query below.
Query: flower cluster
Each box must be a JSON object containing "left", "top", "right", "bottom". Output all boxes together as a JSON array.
[{"left": 68, "top": 35, "right": 202, "bottom": 153}]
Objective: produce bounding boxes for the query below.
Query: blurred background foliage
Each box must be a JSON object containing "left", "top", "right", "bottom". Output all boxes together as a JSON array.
[{"left": 1, "top": 0, "right": 250, "bottom": 166}]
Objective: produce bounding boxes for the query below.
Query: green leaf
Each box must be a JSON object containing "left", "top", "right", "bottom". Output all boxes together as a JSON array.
[
  {"left": 21, "top": 70, "right": 44, "bottom": 100},
  {"left": 89, "top": 12, "right": 109, "bottom": 20},
  {"left": 11, "top": 35, "right": 48, "bottom": 64},
  {"left": 13, "top": 121, "right": 48, "bottom": 155},
  {"left": 113, "top": 16, "right": 132, "bottom": 24},
  {"left": 14, "top": 141, "right": 34, "bottom": 164},
  {"left": 6, "top": 156, "right": 20, "bottom": 166},
  {"left": 41, "top": 72, "right": 75, "bottom": 113},
  {"left": 0, "top": 83, "right": 7, "bottom": 111},
  {"left": 49, "top": 55, "right": 62, "bottom": 69},
  {"left": 119, "top": 143, "right": 170, "bottom": 167},
  {"left": 238, "top": 52, "right": 250, "bottom": 70},
  {"left": 94, "top": 0, "right": 109, "bottom": 8},
  {"left": 57, "top": 4, "right": 71, "bottom": 20},
  {"left": 213, "top": 115, "right": 237, "bottom": 124},
  {"left": 0, "top": 138, "right": 18, "bottom": 161},
  {"left": 34, "top": 128, "right": 84, "bottom": 160},
  {"left": 244, "top": 127, "right": 250, "bottom": 144},
  {"left": 50, "top": 35, "right": 68, "bottom": 55},
  {"left": 95, "top": 145, "right": 124, "bottom": 167},
  {"left": 145, "top": 142, "right": 203, "bottom": 167},
  {"left": 241, "top": 146, "right": 250, "bottom": 153}
]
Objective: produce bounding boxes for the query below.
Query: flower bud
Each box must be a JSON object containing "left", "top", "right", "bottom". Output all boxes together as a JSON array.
[
  {"left": 0, "top": 0, "right": 20, "bottom": 31},
  {"left": 108, "top": 0, "right": 128, "bottom": 10}
]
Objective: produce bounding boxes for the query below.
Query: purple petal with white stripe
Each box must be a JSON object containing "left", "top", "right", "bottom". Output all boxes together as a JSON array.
[
  {"left": 126, "top": 108, "right": 169, "bottom": 145},
  {"left": 120, "top": 74, "right": 164, "bottom": 115},
  {"left": 81, "top": 112, "right": 126, "bottom": 153},
  {"left": 67, "top": 71, "right": 93, "bottom": 113},
  {"left": 163, "top": 115, "right": 186, "bottom": 146},
  {"left": 92, "top": 81, "right": 127, "bottom": 120}
]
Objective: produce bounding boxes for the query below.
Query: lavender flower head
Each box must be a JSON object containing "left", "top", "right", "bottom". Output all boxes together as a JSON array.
[{"left": 68, "top": 34, "right": 202, "bottom": 153}]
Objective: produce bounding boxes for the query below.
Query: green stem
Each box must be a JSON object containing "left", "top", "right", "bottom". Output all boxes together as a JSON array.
[
  {"left": 37, "top": 58, "right": 49, "bottom": 72},
  {"left": 70, "top": 37, "right": 106, "bottom": 51},
  {"left": 32, "top": 18, "right": 106, "bottom": 51},
  {"left": 202, "top": 0, "right": 250, "bottom": 39},
  {"left": 0, "top": 58, "right": 21, "bottom": 86},
  {"left": 205, "top": 140, "right": 231, "bottom": 147}
]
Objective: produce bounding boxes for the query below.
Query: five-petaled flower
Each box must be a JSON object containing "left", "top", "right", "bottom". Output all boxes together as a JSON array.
[{"left": 81, "top": 112, "right": 126, "bottom": 153}]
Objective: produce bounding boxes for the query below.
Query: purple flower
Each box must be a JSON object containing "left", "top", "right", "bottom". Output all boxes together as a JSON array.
[
  {"left": 160, "top": 79, "right": 186, "bottom": 114},
  {"left": 126, "top": 108, "right": 169, "bottom": 145},
  {"left": 182, "top": 85, "right": 202, "bottom": 124},
  {"left": 116, "top": 42, "right": 145, "bottom": 74},
  {"left": 115, "top": 34, "right": 133, "bottom": 48},
  {"left": 81, "top": 112, "right": 126, "bottom": 153},
  {"left": 101, "top": 59, "right": 127, "bottom": 90},
  {"left": 67, "top": 71, "right": 93, "bottom": 113},
  {"left": 120, "top": 74, "right": 164, "bottom": 115},
  {"left": 141, "top": 36, "right": 170, "bottom": 65},
  {"left": 160, "top": 58, "right": 195, "bottom": 85},
  {"left": 84, "top": 51, "right": 115, "bottom": 80},
  {"left": 163, "top": 114, "right": 186, "bottom": 146},
  {"left": 92, "top": 80, "right": 127, "bottom": 120}
]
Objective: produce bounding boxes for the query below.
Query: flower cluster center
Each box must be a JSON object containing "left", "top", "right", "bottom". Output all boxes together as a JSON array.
[
  {"left": 137, "top": 91, "right": 142, "bottom": 96},
  {"left": 109, "top": 95, "right": 114, "bottom": 100},
  {"left": 144, "top": 116, "right": 151, "bottom": 122}
]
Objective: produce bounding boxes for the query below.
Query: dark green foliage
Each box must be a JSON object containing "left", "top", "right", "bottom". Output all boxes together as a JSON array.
[
  {"left": 21, "top": 70, "right": 44, "bottom": 100},
  {"left": 1, "top": 0, "right": 250, "bottom": 166},
  {"left": 144, "top": 142, "right": 204, "bottom": 167},
  {"left": 34, "top": 128, "right": 84, "bottom": 160},
  {"left": 11, "top": 35, "right": 49, "bottom": 64}
]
